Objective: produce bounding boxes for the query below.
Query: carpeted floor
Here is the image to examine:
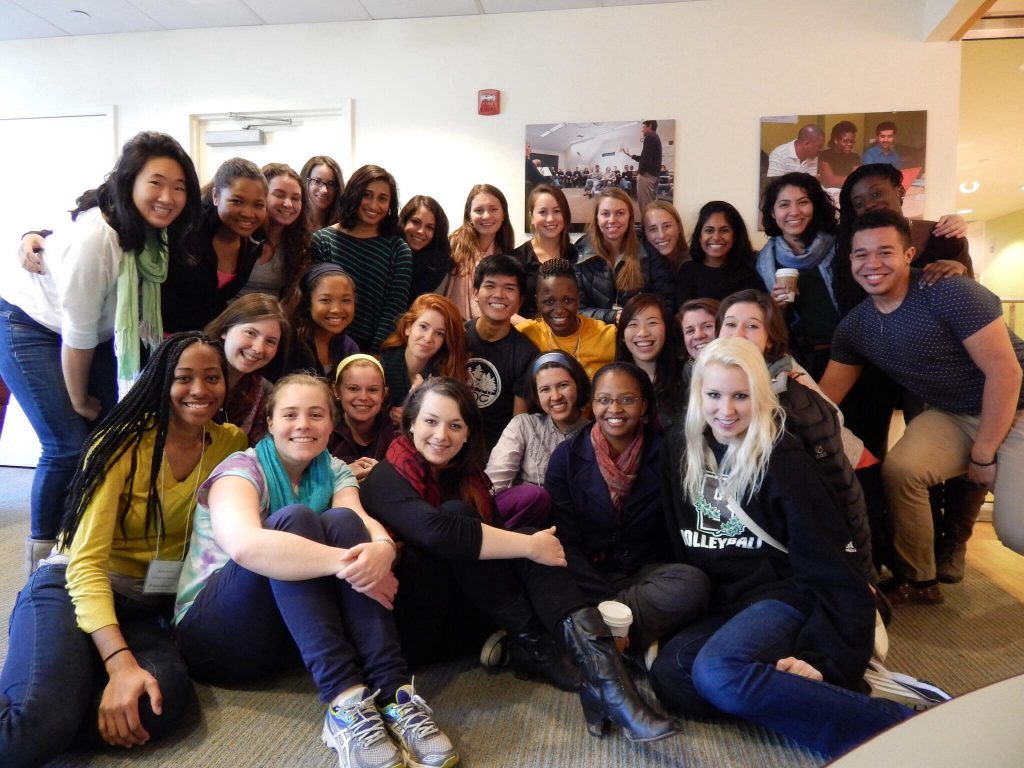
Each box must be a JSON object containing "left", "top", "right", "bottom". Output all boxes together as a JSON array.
[{"left": 1, "top": 466, "right": 1022, "bottom": 767}]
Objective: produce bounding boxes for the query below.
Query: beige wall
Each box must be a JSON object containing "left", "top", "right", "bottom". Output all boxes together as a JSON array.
[{"left": 0, "top": 0, "right": 962, "bottom": 243}]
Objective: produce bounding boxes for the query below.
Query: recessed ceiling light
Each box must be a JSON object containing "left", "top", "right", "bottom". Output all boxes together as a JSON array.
[
  {"left": 959, "top": 181, "right": 980, "bottom": 194},
  {"left": 957, "top": 208, "right": 974, "bottom": 215}
]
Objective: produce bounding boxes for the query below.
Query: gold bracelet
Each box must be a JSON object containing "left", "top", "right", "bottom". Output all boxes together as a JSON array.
[{"left": 372, "top": 537, "right": 398, "bottom": 553}]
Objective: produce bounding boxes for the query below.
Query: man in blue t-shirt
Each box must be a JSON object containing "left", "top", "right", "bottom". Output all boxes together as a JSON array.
[
  {"left": 821, "top": 210, "right": 1024, "bottom": 606},
  {"left": 861, "top": 121, "right": 903, "bottom": 169}
]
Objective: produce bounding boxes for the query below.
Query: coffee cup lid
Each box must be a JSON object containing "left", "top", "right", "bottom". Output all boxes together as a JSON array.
[{"left": 597, "top": 600, "right": 633, "bottom": 625}]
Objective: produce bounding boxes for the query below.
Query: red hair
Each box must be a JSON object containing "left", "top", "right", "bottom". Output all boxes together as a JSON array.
[{"left": 379, "top": 294, "right": 468, "bottom": 380}]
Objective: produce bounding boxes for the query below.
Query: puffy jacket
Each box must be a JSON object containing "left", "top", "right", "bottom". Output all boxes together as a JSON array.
[
  {"left": 573, "top": 232, "right": 675, "bottom": 323},
  {"left": 778, "top": 377, "right": 875, "bottom": 583}
]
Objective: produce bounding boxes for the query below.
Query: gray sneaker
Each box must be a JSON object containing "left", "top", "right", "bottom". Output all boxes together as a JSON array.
[
  {"left": 381, "top": 683, "right": 459, "bottom": 768},
  {"left": 321, "top": 688, "right": 404, "bottom": 768}
]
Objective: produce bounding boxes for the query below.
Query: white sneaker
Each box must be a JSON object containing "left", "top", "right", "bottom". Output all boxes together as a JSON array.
[
  {"left": 382, "top": 683, "right": 459, "bottom": 768},
  {"left": 864, "top": 661, "right": 953, "bottom": 711},
  {"left": 321, "top": 688, "right": 403, "bottom": 768}
]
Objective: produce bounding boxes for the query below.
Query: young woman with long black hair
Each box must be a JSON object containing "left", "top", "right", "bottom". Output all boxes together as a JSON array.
[
  {"left": 0, "top": 131, "right": 202, "bottom": 574},
  {"left": 0, "top": 333, "right": 245, "bottom": 766}
]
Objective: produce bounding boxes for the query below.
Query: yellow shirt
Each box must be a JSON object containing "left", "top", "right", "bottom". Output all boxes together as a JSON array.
[
  {"left": 515, "top": 315, "right": 616, "bottom": 379},
  {"left": 65, "top": 421, "right": 246, "bottom": 633}
]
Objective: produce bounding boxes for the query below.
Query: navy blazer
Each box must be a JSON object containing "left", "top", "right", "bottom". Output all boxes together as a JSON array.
[{"left": 544, "top": 424, "right": 672, "bottom": 603}]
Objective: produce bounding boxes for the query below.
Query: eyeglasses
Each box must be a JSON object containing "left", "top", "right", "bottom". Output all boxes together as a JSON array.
[
  {"left": 307, "top": 177, "right": 339, "bottom": 190},
  {"left": 592, "top": 396, "right": 641, "bottom": 407}
]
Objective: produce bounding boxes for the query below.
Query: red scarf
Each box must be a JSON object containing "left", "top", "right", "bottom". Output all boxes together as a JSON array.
[
  {"left": 590, "top": 422, "right": 643, "bottom": 518},
  {"left": 385, "top": 435, "right": 494, "bottom": 524}
]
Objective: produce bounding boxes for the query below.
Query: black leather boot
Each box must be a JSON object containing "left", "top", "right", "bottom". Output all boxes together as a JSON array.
[
  {"left": 506, "top": 626, "right": 581, "bottom": 692},
  {"left": 560, "top": 606, "right": 680, "bottom": 742}
]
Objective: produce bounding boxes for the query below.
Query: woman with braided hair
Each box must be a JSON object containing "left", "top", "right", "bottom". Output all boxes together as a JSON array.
[{"left": 0, "top": 332, "right": 246, "bottom": 767}]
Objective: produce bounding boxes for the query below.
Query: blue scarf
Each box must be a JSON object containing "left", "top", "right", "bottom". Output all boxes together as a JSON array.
[
  {"left": 254, "top": 435, "right": 333, "bottom": 515},
  {"left": 756, "top": 232, "right": 838, "bottom": 310}
]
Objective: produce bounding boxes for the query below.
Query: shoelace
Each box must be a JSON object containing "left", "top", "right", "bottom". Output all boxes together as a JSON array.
[
  {"left": 389, "top": 693, "right": 439, "bottom": 739},
  {"left": 335, "top": 689, "right": 389, "bottom": 747}
]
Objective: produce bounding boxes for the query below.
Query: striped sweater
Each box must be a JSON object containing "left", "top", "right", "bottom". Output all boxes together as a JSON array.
[{"left": 310, "top": 227, "right": 413, "bottom": 351}]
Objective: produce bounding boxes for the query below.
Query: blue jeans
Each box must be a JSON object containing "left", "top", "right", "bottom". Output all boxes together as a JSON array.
[
  {"left": 175, "top": 505, "right": 408, "bottom": 703},
  {"left": 650, "top": 599, "right": 912, "bottom": 757},
  {"left": 0, "top": 564, "right": 192, "bottom": 768},
  {"left": 0, "top": 298, "right": 116, "bottom": 539}
]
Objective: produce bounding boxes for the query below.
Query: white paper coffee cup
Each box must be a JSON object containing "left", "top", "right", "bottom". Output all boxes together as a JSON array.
[
  {"left": 775, "top": 268, "right": 799, "bottom": 303},
  {"left": 597, "top": 600, "right": 633, "bottom": 638}
]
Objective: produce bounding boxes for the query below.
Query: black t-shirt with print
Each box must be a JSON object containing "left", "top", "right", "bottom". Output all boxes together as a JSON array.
[{"left": 465, "top": 320, "right": 538, "bottom": 450}]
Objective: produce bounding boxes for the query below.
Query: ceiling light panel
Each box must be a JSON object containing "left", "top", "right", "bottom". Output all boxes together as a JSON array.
[
  {"left": 480, "top": 1, "right": 597, "bottom": 13},
  {"left": 127, "top": 0, "right": 262, "bottom": 29},
  {"left": 242, "top": 0, "right": 369, "bottom": 24},
  {"left": 0, "top": 0, "right": 68, "bottom": 40},
  {"left": 360, "top": 0, "right": 480, "bottom": 20},
  {"left": 16, "top": 0, "right": 161, "bottom": 35}
]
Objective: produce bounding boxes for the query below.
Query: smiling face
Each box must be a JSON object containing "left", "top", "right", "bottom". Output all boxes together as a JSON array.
[
  {"left": 681, "top": 308, "right": 717, "bottom": 360},
  {"left": 718, "top": 302, "right": 769, "bottom": 355},
  {"left": 535, "top": 366, "right": 579, "bottom": 431},
  {"left": 357, "top": 180, "right": 391, "bottom": 231},
  {"left": 168, "top": 343, "right": 226, "bottom": 432},
  {"left": 623, "top": 305, "right": 666, "bottom": 363},
  {"left": 834, "top": 131, "right": 856, "bottom": 153},
  {"left": 336, "top": 364, "right": 385, "bottom": 428},
  {"left": 266, "top": 175, "right": 302, "bottom": 228},
  {"left": 537, "top": 276, "right": 580, "bottom": 336},
  {"left": 531, "top": 192, "right": 565, "bottom": 242},
  {"left": 772, "top": 185, "right": 814, "bottom": 244},
  {"left": 474, "top": 273, "right": 520, "bottom": 323},
  {"left": 597, "top": 196, "right": 631, "bottom": 247},
  {"left": 307, "top": 164, "right": 338, "bottom": 212},
  {"left": 850, "top": 225, "right": 914, "bottom": 302},
  {"left": 876, "top": 129, "right": 896, "bottom": 151},
  {"left": 214, "top": 177, "right": 267, "bottom": 238},
  {"left": 132, "top": 156, "right": 187, "bottom": 230},
  {"left": 221, "top": 318, "right": 282, "bottom": 377},
  {"left": 267, "top": 382, "right": 334, "bottom": 468},
  {"left": 591, "top": 369, "right": 646, "bottom": 451},
  {"left": 470, "top": 193, "right": 504, "bottom": 241},
  {"left": 848, "top": 176, "right": 903, "bottom": 218},
  {"left": 701, "top": 362, "right": 752, "bottom": 445},
  {"left": 699, "top": 212, "right": 735, "bottom": 265},
  {"left": 403, "top": 205, "right": 436, "bottom": 253},
  {"left": 310, "top": 274, "right": 355, "bottom": 337},
  {"left": 405, "top": 308, "right": 447, "bottom": 363},
  {"left": 643, "top": 208, "right": 679, "bottom": 257},
  {"left": 410, "top": 390, "right": 468, "bottom": 469}
]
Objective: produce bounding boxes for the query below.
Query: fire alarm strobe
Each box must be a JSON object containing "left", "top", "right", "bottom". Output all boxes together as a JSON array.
[{"left": 478, "top": 89, "right": 500, "bottom": 116}]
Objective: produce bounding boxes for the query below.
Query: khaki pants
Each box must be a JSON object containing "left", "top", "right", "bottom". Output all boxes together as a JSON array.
[{"left": 882, "top": 407, "right": 1024, "bottom": 580}]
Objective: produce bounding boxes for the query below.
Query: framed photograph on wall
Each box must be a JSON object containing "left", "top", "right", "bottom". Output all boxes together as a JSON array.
[
  {"left": 758, "top": 111, "right": 928, "bottom": 228},
  {"left": 525, "top": 120, "right": 675, "bottom": 234}
]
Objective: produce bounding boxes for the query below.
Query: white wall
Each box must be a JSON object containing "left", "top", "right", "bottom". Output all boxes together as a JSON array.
[{"left": 0, "top": 0, "right": 962, "bottom": 245}]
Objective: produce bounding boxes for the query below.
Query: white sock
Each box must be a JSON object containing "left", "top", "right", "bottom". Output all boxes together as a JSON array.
[{"left": 330, "top": 685, "right": 367, "bottom": 710}]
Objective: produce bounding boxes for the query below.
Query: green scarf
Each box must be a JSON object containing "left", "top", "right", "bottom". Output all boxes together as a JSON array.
[
  {"left": 254, "top": 435, "right": 333, "bottom": 515},
  {"left": 114, "top": 230, "right": 168, "bottom": 381}
]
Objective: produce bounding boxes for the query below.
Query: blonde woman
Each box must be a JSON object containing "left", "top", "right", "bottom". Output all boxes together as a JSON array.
[{"left": 652, "top": 337, "right": 915, "bottom": 757}]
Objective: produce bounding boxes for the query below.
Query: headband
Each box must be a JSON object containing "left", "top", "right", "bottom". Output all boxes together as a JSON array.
[
  {"left": 335, "top": 353, "right": 386, "bottom": 382},
  {"left": 302, "top": 262, "right": 353, "bottom": 291},
  {"left": 531, "top": 351, "right": 574, "bottom": 378}
]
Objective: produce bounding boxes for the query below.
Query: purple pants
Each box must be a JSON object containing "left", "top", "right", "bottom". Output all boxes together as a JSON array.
[{"left": 495, "top": 484, "right": 552, "bottom": 530}]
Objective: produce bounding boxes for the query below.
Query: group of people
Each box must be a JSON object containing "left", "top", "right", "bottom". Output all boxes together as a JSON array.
[{"left": 0, "top": 128, "right": 1021, "bottom": 768}]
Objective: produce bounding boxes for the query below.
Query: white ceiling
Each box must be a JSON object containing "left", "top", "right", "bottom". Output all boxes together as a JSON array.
[{"left": 0, "top": 0, "right": 698, "bottom": 40}]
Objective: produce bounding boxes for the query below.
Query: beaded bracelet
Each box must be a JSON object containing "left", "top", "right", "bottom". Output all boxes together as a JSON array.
[{"left": 373, "top": 537, "right": 398, "bottom": 553}]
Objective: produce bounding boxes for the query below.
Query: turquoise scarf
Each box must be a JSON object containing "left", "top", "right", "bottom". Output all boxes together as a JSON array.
[{"left": 254, "top": 435, "right": 333, "bottom": 514}]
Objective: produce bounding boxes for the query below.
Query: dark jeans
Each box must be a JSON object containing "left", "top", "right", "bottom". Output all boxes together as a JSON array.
[
  {"left": 393, "top": 501, "right": 587, "bottom": 667},
  {"left": 175, "top": 505, "right": 408, "bottom": 703},
  {"left": 650, "top": 599, "right": 912, "bottom": 757},
  {"left": 0, "top": 298, "right": 116, "bottom": 539},
  {"left": 0, "top": 564, "right": 191, "bottom": 768}
]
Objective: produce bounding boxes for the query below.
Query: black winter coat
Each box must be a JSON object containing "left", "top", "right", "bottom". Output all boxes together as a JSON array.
[{"left": 573, "top": 232, "right": 675, "bottom": 323}]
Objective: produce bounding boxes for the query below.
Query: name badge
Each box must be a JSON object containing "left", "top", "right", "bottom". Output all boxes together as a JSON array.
[{"left": 143, "top": 559, "right": 184, "bottom": 594}]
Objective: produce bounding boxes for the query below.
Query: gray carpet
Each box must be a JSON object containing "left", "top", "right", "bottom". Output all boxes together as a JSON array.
[{"left": 0, "top": 466, "right": 1021, "bottom": 767}]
